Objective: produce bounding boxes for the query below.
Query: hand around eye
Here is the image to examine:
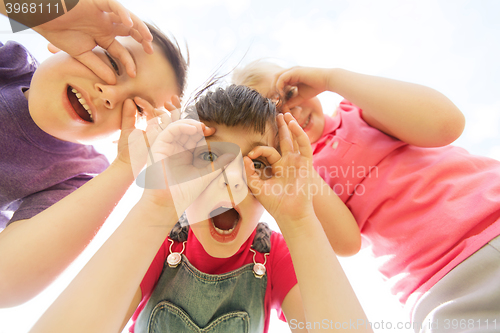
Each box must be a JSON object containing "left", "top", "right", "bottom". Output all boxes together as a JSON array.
[
  {"left": 272, "top": 66, "right": 332, "bottom": 110},
  {"left": 115, "top": 95, "right": 180, "bottom": 184},
  {"left": 244, "top": 113, "right": 316, "bottom": 224},
  {"left": 141, "top": 117, "right": 235, "bottom": 216},
  {"left": 37, "top": 0, "right": 154, "bottom": 84}
]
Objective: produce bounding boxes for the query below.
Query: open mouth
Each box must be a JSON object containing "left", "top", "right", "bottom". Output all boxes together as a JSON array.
[
  {"left": 208, "top": 204, "right": 241, "bottom": 242},
  {"left": 67, "top": 86, "right": 93, "bottom": 123}
]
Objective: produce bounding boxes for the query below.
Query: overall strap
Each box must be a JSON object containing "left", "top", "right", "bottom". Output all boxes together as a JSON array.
[{"left": 168, "top": 215, "right": 271, "bottom": 253}]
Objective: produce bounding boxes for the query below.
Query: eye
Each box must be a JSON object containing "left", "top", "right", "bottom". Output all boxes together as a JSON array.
[
  {"left": 105, "top": 52, "right": 120, "bottom": 74},
  {"left": 199, "top": 151, "right": 218, "bottom": 162},
  {"left": 252, "top": 159, "right": 272, "bottom": 180},
  {"left": 285, "top": 87, "right": 297, "bottom": 101},
  {"left": 134, "top": 102, "right": 144, "bottom": 116},
  {"left": 252, "top": 160, "right": 266, "bottom": 169}
]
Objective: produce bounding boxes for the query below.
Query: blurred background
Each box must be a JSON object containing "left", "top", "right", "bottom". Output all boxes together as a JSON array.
[{"left": 1, "top": 0, "right": 500, "bottom": 332}]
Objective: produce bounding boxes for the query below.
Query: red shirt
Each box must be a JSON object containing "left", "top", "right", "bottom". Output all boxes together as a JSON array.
[{"left": 130, "top": 227, "right": 297, "bottom": 332}]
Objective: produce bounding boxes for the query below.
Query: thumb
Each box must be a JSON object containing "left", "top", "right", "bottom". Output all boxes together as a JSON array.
[
  {"left": 121, "top": 99, "right": 139, "bottom": 132},
  {"left": 47, "top": 43, "right": 61, "bottom": 54}
]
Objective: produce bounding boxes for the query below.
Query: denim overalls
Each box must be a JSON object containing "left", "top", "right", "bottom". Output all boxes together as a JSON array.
[{"left": 135, "top": 223, "right": 272, "bottom": 333}]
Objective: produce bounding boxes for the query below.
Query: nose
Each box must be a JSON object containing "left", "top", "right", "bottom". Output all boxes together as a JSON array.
[
  {"left": 218, "top": 157, "right": 246, "bottom": 192},
  {"left": 95, "top": 83, "right": 126, "bottom": 109}
]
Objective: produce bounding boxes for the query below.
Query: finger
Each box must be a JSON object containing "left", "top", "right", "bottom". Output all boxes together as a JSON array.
[
  {"left": 283, "top": 113, "right": 305, "bottom": 152},
  {"left": 283, "top": 112, "right": 295, "bottom": 124},
  {"left": 95, "top": 0, "right": 133, "bottom": 27},
  {"left": 106, "top": 39, "right": 136, "bottom": 78},
  {"left": 134, "top": 96, "right": 162, "bottom": 121},
  {"left": 248, "top": 146, "right": 281, "bottom": 165},
  {"left": 141, "top": 39, "right": 155, "bottom": 55},
  {"left": 288, "top": 119, "right": 313, "bottom": 157},
  {"left": 74, "top": 51, "right": 116, "bottom": 85},
  {"left": 285, "top": 83, "right": 313, "bottom": 109},
  {"left": 243, "top": 156, "right": 264, "bottom": 194},
  {"left": 47, "top": 43, "right": 61, "bottom": 54},
  {"left": 121, "top": 99, "right": 138, "bottom": 131},
  {"left": 203, "top": 126, "right": 216, "bottom": 137},
  {"left": 128, "top": 11, "right": 153, "bottom": 42},
  {"left": 277, "top": 114, "right": 294, "bottom": 154},
  {"left": 274, "top": 68, "right": 300, "bottom": 95},
  {"left": 169, "top": 107, "right": 181, "bottom": 122},
  {"left": 109, "top": 9, "right": 153, "bottom": 54},
  {"left": 161, "top": 122, "right": 203, "bottom": 143},
  {"left": 144, "top": 114, "right": 168, "bottom": 143},
  {"left": 170, "top": 95, "right": 182, "bottom": 109}
]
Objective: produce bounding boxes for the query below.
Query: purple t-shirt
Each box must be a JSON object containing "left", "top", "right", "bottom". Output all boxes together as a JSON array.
[{"left": 0, "top": 41, "right": 109, "bottom": 228}]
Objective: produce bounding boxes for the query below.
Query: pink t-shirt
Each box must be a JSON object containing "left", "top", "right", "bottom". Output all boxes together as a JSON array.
[
  {"left": 129, "top": 227, "right": 297, "bottom": 332},
  {"left": 313, "top": 100, "right": 500, "bottom": 311}
]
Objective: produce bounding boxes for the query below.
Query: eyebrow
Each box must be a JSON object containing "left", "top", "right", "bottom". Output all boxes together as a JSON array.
[{"left": 125, "top": 46, "right": 157, "bottom": 108}]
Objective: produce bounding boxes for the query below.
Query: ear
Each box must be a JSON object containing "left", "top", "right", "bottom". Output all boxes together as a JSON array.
[{"left": 47, "top": 43, "right": 62, "bottom": 54}]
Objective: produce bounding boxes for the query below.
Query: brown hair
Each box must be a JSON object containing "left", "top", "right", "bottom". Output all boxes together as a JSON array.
[
  {"left": 146, "top": 23, "right": 189, "bottom": 97},
  {"left": 185, "top": 84, "right": 278, "bottom": 136}
]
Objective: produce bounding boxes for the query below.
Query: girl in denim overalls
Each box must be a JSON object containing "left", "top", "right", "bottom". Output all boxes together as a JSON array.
[{"left": 29, "top": 85, "right": 371, "bottom": 333}]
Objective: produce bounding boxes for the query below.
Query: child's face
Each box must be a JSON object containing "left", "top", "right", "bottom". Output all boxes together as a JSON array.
[
  {"left": 253, "top": 73, "right": 325, "bottom": 144},
  {"left": 186, "top": 123, "right": 276, "bottom": 258},
  {"left": 27, "top": 37, "right": 179, "bottom": 144}
]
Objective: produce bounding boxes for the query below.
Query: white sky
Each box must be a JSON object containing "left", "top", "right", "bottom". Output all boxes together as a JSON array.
[{"left": 1, "top": 0, "right": 500, "bottom": 332}]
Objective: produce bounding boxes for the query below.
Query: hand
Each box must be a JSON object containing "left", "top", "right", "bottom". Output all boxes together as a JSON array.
[
  {"left": 140, "top": 118, "right": 236, "bottom": 216},
  {"left": 273, "top": 66, "right": 333, "bottom": 110},
  {"left": 116, "top": 95, "right": 181, "bottom": 179},
  {"left": 35, "top": 0, "right": 153, "bottom": 84},
  {"left": 244, "top": 113, "right": 316, "bottom": 223}
]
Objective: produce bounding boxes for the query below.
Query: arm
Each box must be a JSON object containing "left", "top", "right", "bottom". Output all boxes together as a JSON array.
[
  {"left": 29, "top": 200, "right": 179, "bottom": 333},
  {"left": 310, "top": 171, "right": 361, "bottom": 256},
  {"left": 0, "top": 99, "right": 164, "bottom": 307},
  {"left": 246, "top": 114, "right": 371, "bottom": 332},
  {"left": 275, "top": 67, "right": 465, "bottom": 147},
  {"left": 0, "top": 0, "right": 153, "bottom": 84},
  {"left": 28, "top": 117, "right": 236, "bottom": 332}
]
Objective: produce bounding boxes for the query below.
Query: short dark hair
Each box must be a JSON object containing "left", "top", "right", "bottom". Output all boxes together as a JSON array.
[
  {"left": 185, "top": 84, "right": 277, "bottom": 136},
  {"left": 146, "top": 23, "right": 188, "bottom": 97}
]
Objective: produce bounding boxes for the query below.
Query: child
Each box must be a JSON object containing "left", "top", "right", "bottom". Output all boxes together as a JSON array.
[
  {"left": 233, "top": 61, "right": 500, "bottom": 332},
  {"left": 0, "top": 0, "right": 187, "bottom": 306},
  {"left": 28, "top": 85, "right": 372, "bottom": 333}
]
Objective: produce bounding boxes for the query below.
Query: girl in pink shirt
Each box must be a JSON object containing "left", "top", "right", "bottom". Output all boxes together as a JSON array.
[{"left": 234, "top": 61, "right": 500, "bottom": 333}]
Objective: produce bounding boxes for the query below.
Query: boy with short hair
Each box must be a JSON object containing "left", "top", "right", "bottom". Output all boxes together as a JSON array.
[{"left": 0, "top": 0, "right": 187, "bottom": 306}]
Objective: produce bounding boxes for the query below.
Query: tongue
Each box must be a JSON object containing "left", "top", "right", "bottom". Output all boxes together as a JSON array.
[
  {"left": 210, "top": 208, "right": 239, "bottom": 230},
  {"left": 67, "top": 86, "right": 92, "bottom": 122}
]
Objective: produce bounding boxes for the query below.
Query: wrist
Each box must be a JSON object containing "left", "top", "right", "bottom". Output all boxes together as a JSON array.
[
  {"left": 109, "top": 158, "right": 136, "bottom": 181},
  {"left": 325, "top": 67, "right": 343, "bottom": 92},
  {"left": 135, "top": 197, "right": 179, "bottom": 229},
  {"left": 275, "top": 209, "right": 317, "bottom": 237}
]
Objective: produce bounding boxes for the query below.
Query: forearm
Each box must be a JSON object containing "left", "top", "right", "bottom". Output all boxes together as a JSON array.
[
  {"left": 311, "top": 172, "right": 361, "bottom": 256},
  {"left": 279, "top": 215, "right": 371, "bottom": 332},
  {"left": 0, "top": 160, "right": 135, "bottom": 306},
  {"left": 30, "top": 200, "right": 178, "bottom": 333},
  {"left": 327, "top": 68, "right": 465, "bottom": 147}
]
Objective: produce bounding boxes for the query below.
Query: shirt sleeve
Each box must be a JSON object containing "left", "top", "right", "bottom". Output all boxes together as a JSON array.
[
  {"left": 8, "top": 175, "right": 92, "bottom": 225},
  {"left": 0, "top": 41, "right": 37, "bottom": 85},
  {"left": 269, "top": 232, "right": 297, "bottom": 322}
]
